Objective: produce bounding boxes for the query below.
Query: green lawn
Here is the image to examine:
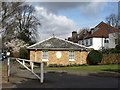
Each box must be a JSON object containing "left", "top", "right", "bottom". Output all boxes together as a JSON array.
[{"left": 45, "top": 64, "right": 120, "bottom": 73}]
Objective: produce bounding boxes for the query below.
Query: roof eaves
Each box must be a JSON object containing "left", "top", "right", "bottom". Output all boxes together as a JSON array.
[{"left": 27, "top": 48, "right": 87, "bottom": 51}]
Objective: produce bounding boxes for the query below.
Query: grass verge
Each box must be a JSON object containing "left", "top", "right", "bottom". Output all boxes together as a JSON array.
[{"left": 45, "top": 64, "right": 120, "bottom": 73}]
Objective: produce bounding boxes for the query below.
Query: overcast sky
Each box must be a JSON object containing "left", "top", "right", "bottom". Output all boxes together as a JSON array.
[{"left": 25, "top": 0, "right": 118, "bottom": 41}]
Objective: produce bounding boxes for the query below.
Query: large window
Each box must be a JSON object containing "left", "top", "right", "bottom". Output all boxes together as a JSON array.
[
  {"left": 69, "top": 51, "right": 75, "bottom": 61},
  {"left": 42, "top": 50, "right": 48, "bottom": 61}
]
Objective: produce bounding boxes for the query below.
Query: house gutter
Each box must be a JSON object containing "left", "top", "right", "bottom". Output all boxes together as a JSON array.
[{"left": 26, "top": 48, "right": 89, "bottom": 51}]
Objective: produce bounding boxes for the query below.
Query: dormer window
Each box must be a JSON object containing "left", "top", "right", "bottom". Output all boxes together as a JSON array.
[
  {"left": 93, "top": 28, "right": 99, "bottom": 32},
  {"left": 91, "top": 28, "right": 99, "bottom": 34}
]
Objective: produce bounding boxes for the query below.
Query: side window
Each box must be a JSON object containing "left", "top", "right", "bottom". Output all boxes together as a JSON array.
[
  {"left": 42, "top": 50, "right": 48, "bottom": 61},
  {"left": 82, "top": 40, "right": 84, "bottom": 45},
  {"left": 86, "top": 39, "right": 88, "bottom": 46},
  {"left": 69, "top": 51, "right": 75, "bottom": 61},
  {"left": 90, "top": 38, "right": 92, "bottom": 45}
]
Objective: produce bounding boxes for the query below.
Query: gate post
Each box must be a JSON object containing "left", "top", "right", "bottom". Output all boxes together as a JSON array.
[
  {"left": 7, "top": 57, "right": 10, "bottom": 82},
  {"left": 23, "top": 60, "right": 25, "bottom": 65},
  {"left": 31, "top": 62, "right": 34, "bottom": 72},
  {"left": 40, "top": 62, "right": 44, "bottom": 83}
]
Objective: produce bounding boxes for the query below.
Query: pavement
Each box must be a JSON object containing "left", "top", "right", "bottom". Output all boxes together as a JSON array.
[{"left": 1, "top": 60, "right": 120, "bottom": 89}]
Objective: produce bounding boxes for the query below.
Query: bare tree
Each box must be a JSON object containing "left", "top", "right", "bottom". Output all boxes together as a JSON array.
[
  {"left": 106, "top": 13, "right": 118, "bottom": 28},
  {"left": 15, "top": 5, "right": 40, "bottom": 44},
  {"left": 1, "top": 2, "right": 23, "bottom": 41},
  {"left": 1, "top": 2, "right": 40, "bottom": 44},
  {"left": 0, "top": 2, "right": 23, "bottom": 52},
  {"left": 1, "top": 2, "right": 41, "bottom": 53},
  {"left": 105, "top": 12, "right": 120, "bottom": 49}
]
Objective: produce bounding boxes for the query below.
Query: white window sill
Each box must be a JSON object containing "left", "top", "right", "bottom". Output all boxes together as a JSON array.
[
  {"left": 69, "top": 59, "right": 75, "bottom": 61},
  {"left": 42, "top": 59, "right": 48, "bottom": 62}
]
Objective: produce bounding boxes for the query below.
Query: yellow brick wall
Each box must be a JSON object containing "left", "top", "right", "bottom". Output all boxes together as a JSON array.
[
  {"left": 30, "top": 50, "right": 88, "bottom": 66},
  {"left": 81, "top": 51, "right": 88, "bottom": 64},
  {"left": 30, "top": 50, "right": 35, "bottom": 61},
  {"left": 47, "top": 51, "right": 69, "bottom": 65}
]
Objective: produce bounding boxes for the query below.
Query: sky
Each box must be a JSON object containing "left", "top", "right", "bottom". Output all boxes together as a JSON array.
[
  {"left": 3, "top": 0, "right": 119, "bottom": 41},
  {"left": 29, "top": 1, "right": 118, "bottom": 41}
]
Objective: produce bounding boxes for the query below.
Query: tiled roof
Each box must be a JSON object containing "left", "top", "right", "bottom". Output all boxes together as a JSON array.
[
  {"left": 92, "top": 21, "right": 118, "bottom": 38},
  {"left": 78, "top": 21, "right": 118, "bottom": 40},
  {"left": 27, "top": 36, "right": 87, "bottom": 50}
]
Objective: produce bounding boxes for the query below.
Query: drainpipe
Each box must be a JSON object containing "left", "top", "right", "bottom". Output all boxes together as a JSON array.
[
  {"left": 101, "top": 36, "right": 103, "bottom": 52},
  {"left": 35, "top": 49, "right": 37, "bottom": 62},
  {"left": 80, "top": 49, "right": 83, "bottom": 64}
]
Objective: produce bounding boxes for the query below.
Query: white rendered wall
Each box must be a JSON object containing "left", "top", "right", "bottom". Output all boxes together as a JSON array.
[
  {"left": 92, "top": 38, "right": 109, "bottom": 50},
  {"left": 92, "top": 38, "right": 102, "bottom": 50},
  {"left": 109, "top": 33, "right": 118, "bottom": 48}
]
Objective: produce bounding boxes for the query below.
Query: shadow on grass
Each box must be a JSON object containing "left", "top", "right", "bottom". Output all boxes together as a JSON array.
[{"left": 102, "top": 69, "right": 120, "bottom": 73}]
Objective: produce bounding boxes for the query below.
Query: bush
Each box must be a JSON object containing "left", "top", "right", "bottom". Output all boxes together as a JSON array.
[
  {"left": 108, "top": 45, "right": 120, "bottom": 54},
  {"left": 115, "top": 45, "right": 120, "bottom": 53},
  {"left": 109, "top": 48, "right": 117, "bottom": 53},
  {"left": 115, "top": 44, "right": 120, "bottom": 50},
  {"left": 19, "top": 47, "right": 28, "bottom": 59},
  {"left": 87, "top": 50, "right": 103, "bottom": 65}
]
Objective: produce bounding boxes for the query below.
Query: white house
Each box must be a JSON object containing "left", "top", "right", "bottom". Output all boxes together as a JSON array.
[
  {"left": 78, "top": 21, "right": 118, "bottom": 50},
  {"left": 78, "top": 38, "right": 109, "bottom": 50},
  {"left": 109, "top": 32, "right": 119, "bottom": 48}
]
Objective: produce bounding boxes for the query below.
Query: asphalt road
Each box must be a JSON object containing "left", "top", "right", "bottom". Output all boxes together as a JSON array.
[{"left": 2, "top": 60, "right": 119, "bottom": 89}]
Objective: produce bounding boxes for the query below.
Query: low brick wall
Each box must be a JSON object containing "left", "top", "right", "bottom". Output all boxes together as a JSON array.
[{"left": 100, "top": 54, "right": 120, "bottom": 64}]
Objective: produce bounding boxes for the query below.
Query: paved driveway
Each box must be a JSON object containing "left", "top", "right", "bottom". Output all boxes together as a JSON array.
[{"left": 2, "top": 60, "right": 119, "bottom": 89}]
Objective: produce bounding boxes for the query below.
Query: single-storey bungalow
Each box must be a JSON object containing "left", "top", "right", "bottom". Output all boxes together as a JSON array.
[{"left": 27, "top": 36, "right": 88, "bottom": 66}]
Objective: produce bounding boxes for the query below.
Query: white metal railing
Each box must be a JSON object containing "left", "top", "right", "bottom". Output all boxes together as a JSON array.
[{"left": 7, "top": 58, "right": 44, "bottom": 83}]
